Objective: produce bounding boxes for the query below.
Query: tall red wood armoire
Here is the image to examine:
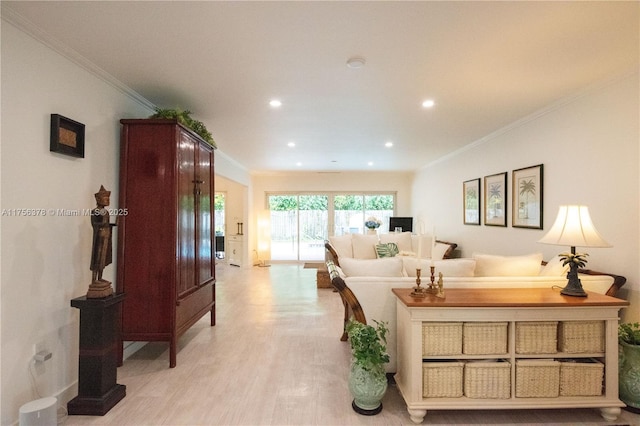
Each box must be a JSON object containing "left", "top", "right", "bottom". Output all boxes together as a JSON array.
[{"left": 117, "top": 119, "right": 216, "bottom": 367}]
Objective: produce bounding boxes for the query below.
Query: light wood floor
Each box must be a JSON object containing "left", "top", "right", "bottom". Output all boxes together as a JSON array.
[{"left": 63, "top": 264, "right": 640, "bottom": 425}]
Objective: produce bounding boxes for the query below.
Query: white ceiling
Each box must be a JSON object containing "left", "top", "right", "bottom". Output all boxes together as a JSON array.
[{"left": 3, "top": 1, "right": 638, "bottom": 173}]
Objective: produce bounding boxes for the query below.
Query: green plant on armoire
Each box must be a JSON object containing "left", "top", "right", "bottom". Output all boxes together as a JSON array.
[{"left": 149, "top": 108, "right": 216, "bottom": 148}]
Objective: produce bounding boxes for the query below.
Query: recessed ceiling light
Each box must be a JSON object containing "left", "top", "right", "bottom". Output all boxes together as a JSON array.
[
  {"left": 287, "top": 142, "right": 295, "bottom": 147},
  {"left": 422, "top": 99, "right": 435, "bottom": 108},
  {"left": 368, "top": 161, "right": 374, "bottom": 166},
  {"left": 385, "top": 141, "right": 393, "bottom": 148},
  {"left": 269, "top": 99, "right": 282, "bottom": 108},
  {"left": 296, "top": 162, "right": 302, "bottom": 167},
  {"left": 346, "top": 57, "right": 366, "bottom": 69}
]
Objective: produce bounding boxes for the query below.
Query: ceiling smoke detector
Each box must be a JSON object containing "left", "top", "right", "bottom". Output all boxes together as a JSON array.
[{"left": 346, "top": 57, "right": 366, "bottom": 69}]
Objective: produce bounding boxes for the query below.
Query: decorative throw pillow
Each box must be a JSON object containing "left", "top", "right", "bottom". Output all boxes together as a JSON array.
[
  {"left": 473, "top": 253, "right": 543, "bottom": 277},
  {"left": 432, "top": 242, "right": 452, "bottom": 260},
  {"left": 351, "top": 234, "right": 379, "bottom": 259},
  {"left": 329, "top": 234, "right": 353, "bottom": 258},
  {"left": 379, "top": 232, "right": 413, "bottom": 252},
  {"left": 375, "top": 242, "right": 399, "bottom": 258}
]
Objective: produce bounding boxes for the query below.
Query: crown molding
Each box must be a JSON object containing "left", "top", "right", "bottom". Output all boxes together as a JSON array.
[
  {"left": 423, "top": 68, "right": 638, "bottom": 170},
  {"left": 2, "top": 4, "right": 155, "bottom": 111}
]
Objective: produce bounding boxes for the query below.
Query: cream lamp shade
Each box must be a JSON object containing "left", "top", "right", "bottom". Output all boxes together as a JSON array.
[
  {"left": 538, "top": 205, "right": 611, "bottom": 297},
  {"left": 538, "top": 205, "right": 611, "bottom": 248}
]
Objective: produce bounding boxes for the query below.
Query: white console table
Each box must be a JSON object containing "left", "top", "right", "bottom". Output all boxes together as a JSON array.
[{"left": 393, "top": 287, "right": 628, "bottom": 424}]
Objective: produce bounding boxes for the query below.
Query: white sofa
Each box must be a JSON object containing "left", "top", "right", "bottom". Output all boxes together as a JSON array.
[
  {"left": 326, "top": 250, "right": 626, "bottom": 373},
  {"left": 326, "top": 232, "right": 457, "bottom": 266}
]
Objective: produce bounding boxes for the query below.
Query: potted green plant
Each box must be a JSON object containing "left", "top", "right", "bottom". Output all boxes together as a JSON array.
[
  {"left": 345, "top": 318, "right": 390, "bottom": 415},
  {"left": 149, "top": 107, "right": 216, "bottom": 148},
  {"left": 619, "top": 322, "right": 640, "bottom": 411}
]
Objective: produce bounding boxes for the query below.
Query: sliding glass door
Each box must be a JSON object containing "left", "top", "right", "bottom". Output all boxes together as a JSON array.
[
  {"left": 268, "top": 192, "right": 394, "bottom": 261},
  {"left": 269, "top": 195, "right": 329, "bottom": 261},
  {"left": 334, "top": 194, "right": 394, "bottom": 235}
]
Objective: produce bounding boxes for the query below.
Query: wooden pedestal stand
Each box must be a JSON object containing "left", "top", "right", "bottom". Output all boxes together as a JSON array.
[{"left": 68, "top": 294, "right": 126, "bottom": 415}]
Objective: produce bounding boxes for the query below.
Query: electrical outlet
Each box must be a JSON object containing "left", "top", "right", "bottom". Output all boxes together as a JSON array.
[
  {"left": 34, "top": 351, "right": 52, "bottom": 362},
  {"left": 33, "top": 342, "right": 50, "bottom": 363}
]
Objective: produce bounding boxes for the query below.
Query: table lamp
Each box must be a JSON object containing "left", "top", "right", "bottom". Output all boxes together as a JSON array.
[{"left": 538, "top": 205, "right": 611, "bottom": 297}]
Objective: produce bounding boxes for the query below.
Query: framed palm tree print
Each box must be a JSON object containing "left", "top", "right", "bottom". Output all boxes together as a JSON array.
[
  {"left": 512, "top": 164, "right": 543, "bottom": 229},
  {"left": 463, "top": 178, "right": 481, "bottom": 225},
  {"left": 484, "top": 172, "right": 507, "bottom": 226}
]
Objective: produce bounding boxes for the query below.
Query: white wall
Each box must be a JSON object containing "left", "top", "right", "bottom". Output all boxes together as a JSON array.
[
  {"left": 412, "top": 73, "right": 640, "bottom": 321},
  {"left": 0, "top": 21, "right": 156, "bottom": 422},
  {"left": 215, "top": 175, "right": 246, "bottom": 237}
]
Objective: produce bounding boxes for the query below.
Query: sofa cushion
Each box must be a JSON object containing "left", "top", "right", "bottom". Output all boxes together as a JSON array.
[
  {"left": 539, "top": 255, "right": 570, "bottom": 276},
  {"left": 403, "top": 258, "right": 476, "bottom": 277},
  {"left": 329, "top": 234, "right": 353, "bottom": 258},
  {"left": 473, "top": 252, "right": 543, "bottom": 277},
  {"left": 351, "top": 234, "right": 379, "bottom": 259},
  {"left": 340, "top": 257, "right": 404, "bottom": 277},
  {"left": 434, "top": 259, "right": 476, "bottom": 277},
  {"left": 379, "top": 232, "right": 413, "bottom": 252},
  {"left": 376, "top": 242, "right": 399, "bottom": 258}
]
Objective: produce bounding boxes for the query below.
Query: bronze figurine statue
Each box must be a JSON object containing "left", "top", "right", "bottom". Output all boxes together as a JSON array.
[{"left": 87, "top": 185, "right": 115, "bottom": 298}]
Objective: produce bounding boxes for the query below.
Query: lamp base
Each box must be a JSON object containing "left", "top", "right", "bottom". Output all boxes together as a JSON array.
[
  {"left": 560, "top": 272, "right": 588, "bottom": 297},
  {"left": 560, "top": 285, "right": 588, "bottom": 297}
]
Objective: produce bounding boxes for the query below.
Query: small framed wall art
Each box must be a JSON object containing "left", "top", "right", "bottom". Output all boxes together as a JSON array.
[
  {"left": 463, "top": 178, "right": 481, "bottom": 225},
  {"left": 512, "top": 164, "right": 543, "bottom": 229},
  {"left": 50, "top": 114, "right": 85, "bottom": 158},
  {"left": 484, "top": 172, "right": 507, "bottom": 227}
]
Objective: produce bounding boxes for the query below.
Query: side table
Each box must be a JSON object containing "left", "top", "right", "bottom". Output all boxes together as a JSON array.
[{"left": 68, "top": 293, "right": 126, "bottom": 415}]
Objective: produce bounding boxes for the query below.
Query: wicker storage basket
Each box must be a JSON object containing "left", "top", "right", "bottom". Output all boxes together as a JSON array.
[
  {"left": 464, "top": 360, "right": 511, "bottom": 399},
  {"left": 463, "top": 322, "right": 508, "bottom": 355},
  {"left": 423, "top": 361, "right": 464, "bottom": 398},
  {"left": 515, "top": 359, "right": 560, "bottom": 397},
  {"left": 559, "top": 358, "right": 604, "bottom": 396},
  {"left": 515, "top": 322, "right": 558, "bottom": 354},
  {"left": 558, "top": 321, "right": 605, "bottom": 353},
  {"left": 422, "top": 322, "right": 463, "bottom": 356}
]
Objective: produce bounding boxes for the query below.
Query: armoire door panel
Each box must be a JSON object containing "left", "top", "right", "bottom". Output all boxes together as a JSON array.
[
  {"left": 196, "top": 144, "right": 215, "bottom": 286},
  {"left": 177, "top": 132, "right": 196, "bottom": 297}
]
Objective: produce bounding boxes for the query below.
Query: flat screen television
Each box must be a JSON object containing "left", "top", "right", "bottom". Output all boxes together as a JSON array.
[{"left": 389, "top": 217, "right": 413, "bottom": 233}]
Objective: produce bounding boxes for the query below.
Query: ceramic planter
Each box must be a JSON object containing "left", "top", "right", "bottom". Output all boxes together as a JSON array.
[
  {"left": 619, "top": 340, "right": 640, "bottom": 411},
  {"left": 348, "top": 362, "right": 388, "bottom": 415}
]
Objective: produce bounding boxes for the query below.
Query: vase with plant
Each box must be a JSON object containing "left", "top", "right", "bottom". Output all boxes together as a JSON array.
[
  {"left": 364, "top": 217, "right": 381, "bottom": 235},
  {"left": 619, "top": 322, "right": 640, "bottom": 411},
  {"left": 346, "top": 318, "right": 389, "bottom": 415}
]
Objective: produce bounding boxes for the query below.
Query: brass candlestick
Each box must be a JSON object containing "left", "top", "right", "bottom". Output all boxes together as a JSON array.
[
  {"left": 427, "top": 265, "right": 437, "bottom": 293},
  {"left": 410, "top": 268, "right": 428, "bottom": 297},
  {"left": 411, "top": 265, "right": 445, "bottom": 298}
]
